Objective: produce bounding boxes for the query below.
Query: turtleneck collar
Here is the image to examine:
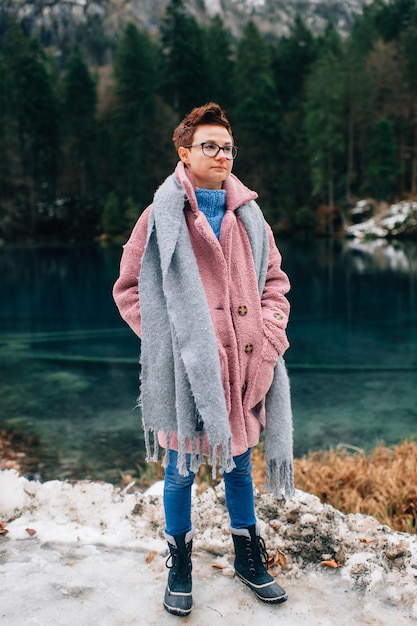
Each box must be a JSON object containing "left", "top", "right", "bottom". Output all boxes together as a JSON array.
[
  {"left": 195, "top": 188, "right": 226, "bottom": 240},
  {"left": 174, "top": 161, "right": 258, "bottom": 214},
  {"left": 195, "top": 188, "right": 226, "bottom": 214}
]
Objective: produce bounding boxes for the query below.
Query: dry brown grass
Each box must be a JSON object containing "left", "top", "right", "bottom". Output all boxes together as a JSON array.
[
  {"left": 253, "top": 441, "right": 417, "bottom": 533},
  {"left": 0, "top": 431, "right": 24, "bottom": 473}
]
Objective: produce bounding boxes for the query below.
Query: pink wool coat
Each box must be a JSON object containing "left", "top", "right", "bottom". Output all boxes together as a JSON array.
[{"left": 113, "top": 162, "right": 291, "bottom": 457}]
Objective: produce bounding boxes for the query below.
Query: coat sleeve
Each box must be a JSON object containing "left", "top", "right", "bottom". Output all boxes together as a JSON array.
[
  {"left": 260, "top": 223, "right": 291, "bottom": 356},
  {"left": 112, "top": 206, "right": 151, "bottom": 338}
]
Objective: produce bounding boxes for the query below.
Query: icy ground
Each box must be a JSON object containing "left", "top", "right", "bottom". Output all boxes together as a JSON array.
[{"left": 1, "top": 469, "right": 416, "bottom": 625}]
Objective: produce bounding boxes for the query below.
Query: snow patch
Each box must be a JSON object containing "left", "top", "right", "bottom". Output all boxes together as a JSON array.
[
  {"left": 1, "top": 470, "right": 416, "bottom": 624},
  {"left": 347, "top": 200, "right": 417, "bottom": 239}
]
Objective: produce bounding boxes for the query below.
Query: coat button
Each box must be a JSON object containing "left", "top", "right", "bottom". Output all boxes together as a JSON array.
[
  {"left": 238, "top": 305, "right": 248, "bottom": 316},
  {"left": 274, "top": 312, "right": 283, "bottom": 320},
  {"left": 244, "top": 344, "right": 253, "bottom": 354}
]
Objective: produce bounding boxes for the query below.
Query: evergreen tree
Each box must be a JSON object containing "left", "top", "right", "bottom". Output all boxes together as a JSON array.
[
  {"left": 101, "top": 191, "right": 125, "bottom": 235},
  {"left": 233, "top": 21, "right": 282, "bottom": 219},
  {"left": 272, "top": 15, "right": 317, "bottom": 110},
  {"left": 374, "top": 0, "right": 416, "bottom": 41},
  {"left": 365, "top": 117, "right": 398, "bottom": 199},
  {"left": 271, "top": 16, "right": 317, "bottom": 220},
  {"left": 5, "top": 22, "right": 59, "bottom": 237},
  {"left": 400, "top": 3, "right": 417, "bottom": 192},
  {"left": 277, "top": 111, "right": 313, "bottom": 227},
  {"left": 160, "top": 0, "right": 210, "bottom": 116},
  {"left": 342, "top": 16, "right": 375, "bottom": 203},
  {"left": 0, "top": 53, "right": 7, "bottom": 145},
  {"left": 112, "top": 23, "right": 157, "bottom": 207},
  {"left": 76, "top": 13, "right": 114, "bottom": 66},
  {"left": 367, "top": 38, "right": 411, "bottom": 195},
  {"left": 0, "top": 53, "right": 13, "bottom": 238},
  {"left": 204, "top": 15, "right": 235, "bottom": 110},
  {"left": 305, "top": 28, "right": 345, "bottom": 212},
  {"left": 124, "top": 196, "right": 140, "bottom": 231},
  {"left": 62, "top": 47, "right": 98, "bottom": 234}
]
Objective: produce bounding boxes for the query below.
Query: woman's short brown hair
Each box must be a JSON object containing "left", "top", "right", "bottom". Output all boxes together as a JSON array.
[{"left": 172, "top": 102, "right": 233, "bottom": 150}]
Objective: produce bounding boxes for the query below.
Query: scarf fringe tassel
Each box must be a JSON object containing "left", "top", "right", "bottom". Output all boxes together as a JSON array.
[
  {"left": 143, "top": 427, "right": 236, "bottom": 478},
  {"left": 263, "top": 458, "right": 295, "bottom": 500}
]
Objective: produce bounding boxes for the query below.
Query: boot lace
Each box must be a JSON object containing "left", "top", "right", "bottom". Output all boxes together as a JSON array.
[
  {"left": 257, "top": 535, "right": 270, "bottom": 569},
  {"left": 245, "top": 535, "right": 269, "bottom": 575},
  {"left": 166, "top": 545, "right": 192, "bottom": 580}
]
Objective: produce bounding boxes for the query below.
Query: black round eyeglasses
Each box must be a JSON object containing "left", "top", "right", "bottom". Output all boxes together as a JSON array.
[{"left": 185, "top": 142, "right": 238, "bottom": 160}]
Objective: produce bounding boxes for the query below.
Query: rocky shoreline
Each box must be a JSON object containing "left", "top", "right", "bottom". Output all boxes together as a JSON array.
[{"left": 346, "top": 199, "right": 417, "bottom": 239}]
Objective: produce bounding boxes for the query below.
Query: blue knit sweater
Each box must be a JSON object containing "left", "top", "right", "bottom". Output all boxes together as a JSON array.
[{"left": 195, "top": 188, "right": 226, "bottom": 240}]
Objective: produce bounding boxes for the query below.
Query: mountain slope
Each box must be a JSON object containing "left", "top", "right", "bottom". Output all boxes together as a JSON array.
[{"left": 3, "top": 0, "right": 373, "bottom": 44}]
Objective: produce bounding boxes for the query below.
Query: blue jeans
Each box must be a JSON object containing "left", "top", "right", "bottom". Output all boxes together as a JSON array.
[{"left": 163, "top": 448, "right": 256, "bottom": 536}]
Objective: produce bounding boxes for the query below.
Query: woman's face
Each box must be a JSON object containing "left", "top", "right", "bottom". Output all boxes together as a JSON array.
[{"left": 178, "top": 124, "right": 234, "bottom": 190}]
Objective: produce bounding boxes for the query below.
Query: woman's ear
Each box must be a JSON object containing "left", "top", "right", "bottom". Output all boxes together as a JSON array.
[{"left": 178, "top": 146, "right": 190, "bottom": 164}]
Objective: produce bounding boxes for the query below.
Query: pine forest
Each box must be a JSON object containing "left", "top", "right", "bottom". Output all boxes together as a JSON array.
[{"left": 1, "top": 0, "right": 417, "bottom": 241}]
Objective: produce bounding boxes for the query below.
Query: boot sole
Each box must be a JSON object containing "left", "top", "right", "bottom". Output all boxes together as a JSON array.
[
  {"left": 163, "top": 599, "right": 192, "bottom": 617},
  {"left": 236, "top": 571, "right": 288, "bottom": 604}
]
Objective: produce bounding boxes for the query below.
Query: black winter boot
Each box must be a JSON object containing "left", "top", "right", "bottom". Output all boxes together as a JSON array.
[
  {"left": 163, "top": 530, "right": 193, "bottom": 617},
  {"left": 231, "top": 523, "right": 287, "bottom": 604}
]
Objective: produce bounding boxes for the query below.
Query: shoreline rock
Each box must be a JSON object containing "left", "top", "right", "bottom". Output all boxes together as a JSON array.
[{"left": 346, "top": 199, "right": 417, "bottom": 239}]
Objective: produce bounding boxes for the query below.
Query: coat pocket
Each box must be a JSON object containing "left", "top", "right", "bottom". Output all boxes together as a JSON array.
[
  {"left": 247, "top": 336, "right": 278, "bottom": 411},
  {"left": 217, "top": 343, "right": 232, "bottom": 414}
]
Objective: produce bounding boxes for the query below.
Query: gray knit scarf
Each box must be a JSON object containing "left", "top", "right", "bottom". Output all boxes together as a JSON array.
[{"left": 139, "top": 173, "right": 294, "bottom": 498}]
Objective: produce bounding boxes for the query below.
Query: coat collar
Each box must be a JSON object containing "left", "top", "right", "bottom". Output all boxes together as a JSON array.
[{"left": 174, "top": 161, "right": 258, "bottom": 214}]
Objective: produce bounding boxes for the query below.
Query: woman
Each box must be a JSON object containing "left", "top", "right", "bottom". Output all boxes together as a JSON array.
[{"left": 113, "top": 102, "right": 294, "bottom": 617}]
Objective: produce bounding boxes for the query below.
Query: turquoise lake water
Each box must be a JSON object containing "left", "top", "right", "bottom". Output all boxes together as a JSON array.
[{"left": 0, "top": 238, "right": 416, "bottom": 482}]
